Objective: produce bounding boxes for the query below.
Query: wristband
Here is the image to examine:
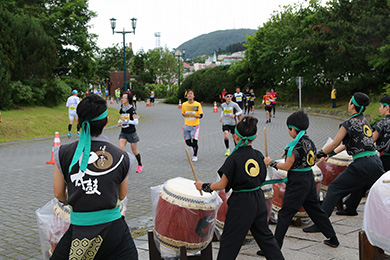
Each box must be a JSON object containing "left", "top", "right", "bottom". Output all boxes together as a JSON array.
[
  {"left": 269, "top": 160, "right": 278, "bottom": 170},
  {"left": 316, "top": 150, "right": 327, "bottom": 159},
  {"left": 202, "top": 183, "right": 213, "bottom": 193},
  {"left": 327, "top": 150, "right": 336, "bottom": 157}
]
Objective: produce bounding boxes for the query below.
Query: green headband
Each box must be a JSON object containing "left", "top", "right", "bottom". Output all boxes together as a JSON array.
[
  {"left": 381, "top": 102, "right": 390, "bottom": 107},
  {"left": 68, "top": 110, "right": 108, "bottom": 173},
  {"left": 284, "top": 125, "right": 305, "bottom": 157},
  {"left": 232, "top": 127, "right": 257, "bottom": 154},
  {"left": 350, "top": 96, "right": 365, "bottom": 118}
]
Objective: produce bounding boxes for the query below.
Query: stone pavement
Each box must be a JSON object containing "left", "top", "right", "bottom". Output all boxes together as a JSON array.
[{"left": 0, "top": 100, "right": 366, "bottom": 259}]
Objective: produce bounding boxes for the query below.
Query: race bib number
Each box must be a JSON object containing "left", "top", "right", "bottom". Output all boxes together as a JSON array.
[
  {"left": 69, "top": 106, "right": 76, "bottom": 110},
  {"left": 224, "top": 108, "right": 233, "bottom": 115},
  {"left": 266, "top": 100, "right": 271, "bottom": 105},
  {"left": 122, "top": 113, "right": 130, "bottom": 120},
  {"left": 186, "top": 111, "right": 196, "bottom": 120},
  {"left": 236, "top": 97, "right": 242, "bottom": 102}
]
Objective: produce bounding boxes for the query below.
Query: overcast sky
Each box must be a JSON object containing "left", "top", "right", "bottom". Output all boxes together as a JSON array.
[{"left": 88, "top": 0, "right": 312, "bottom": 53}]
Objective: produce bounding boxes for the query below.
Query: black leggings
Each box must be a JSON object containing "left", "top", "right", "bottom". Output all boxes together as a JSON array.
[{"left": 185, "top": 139, "right": 198, "bottom": 156}]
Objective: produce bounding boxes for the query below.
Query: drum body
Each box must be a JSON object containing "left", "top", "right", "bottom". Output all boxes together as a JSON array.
[
  {"left": 48, "top": 201, "right": 71, "bottom": 256},
  {"left": 271, "top": 160, "right": 322, "bottom": 225},
  {"left": 154, "top": 178, "right": 220, "bottom": 253},
  {"left": 317, "top": 152, "right": 352, "bottom": 198},
  {"left": 215, "top": 185, "right": 273, "bottom": 239}
]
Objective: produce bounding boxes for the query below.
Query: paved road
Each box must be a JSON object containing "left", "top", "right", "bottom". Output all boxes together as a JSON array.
[{"left": 1, "top": 100, "right": 363, "bottom": 260}]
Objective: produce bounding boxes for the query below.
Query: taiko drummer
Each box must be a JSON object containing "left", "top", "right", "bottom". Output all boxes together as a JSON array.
[
  {"left": 339, "top": 94, "right": 390, "bottom": 216},
  {"left": 304, "top": 92, "right": 385, "bottom": 232},
  {"left": 195, "top": 116, "right": 284, "bottom": 260},
  {"left": 258, "top": 111, "right": 339, "bottom": 256}
]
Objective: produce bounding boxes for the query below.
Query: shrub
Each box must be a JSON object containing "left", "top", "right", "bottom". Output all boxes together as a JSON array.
[{"left": 10, "top": 81, "right": 34, "bottom": 105}]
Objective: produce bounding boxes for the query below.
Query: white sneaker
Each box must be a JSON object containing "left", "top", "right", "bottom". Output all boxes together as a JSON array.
[{"left": 192, "top": 156, "right": 198, "bottom": 162}]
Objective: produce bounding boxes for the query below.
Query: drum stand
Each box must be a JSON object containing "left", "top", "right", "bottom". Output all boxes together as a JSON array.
[
  {"left": 359, "top": 231, "right": 390, "bottom": 260},
  {"left": 148, "top": 231, "right": 213, "bottom": 260}
]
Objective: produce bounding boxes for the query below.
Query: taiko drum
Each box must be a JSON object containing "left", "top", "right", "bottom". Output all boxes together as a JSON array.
[
  {"left": 271, "top": 160, "right": 323, "bottom": 225},
  {"left": 215, "top": 184, "right": 273, "bottom": 239},
  {"left": 317, "top": 152, "right": 352, "bottom": 197},
  {"left": 153, "top": 178, "right": 220, "bottom": 253}
]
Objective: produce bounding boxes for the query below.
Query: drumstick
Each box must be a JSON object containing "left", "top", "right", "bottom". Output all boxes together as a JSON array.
[
  {"left": 263, "top": 127, "right": 273, "bottom": 180},
  {"left": 185, "top": 148, "right": 203, "bottom": 196},
  {"left": 383, "top": 180, "right": 390, "bottom": 183},
  {"left": 264, "top": 127, "right": 268, "bottom": 157}
]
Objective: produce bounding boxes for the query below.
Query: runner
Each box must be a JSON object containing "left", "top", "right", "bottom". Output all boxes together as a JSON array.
[
  {"left": 52, "top": 94, "right": 138, "bottom": 260},
  {"left": 262, "top": 89, "right": 274, "bottom": 123},
  {"left": 243, "top": 87, "right": 251, "bottom": 115},
  {"left": 104, "top": 89, "right": 109, "bottom": 101},
  {"left": 182, "top": 89, "right": 203, "bottom": 162},
  {"left": 233, "top": 87, "right": 244, "bottom": 111},
  {"left": 118, "top": 93, "right": 143, "bottom": 173},
  {"left": 115, "top": 87, "right": 121, "bottom": 104},
  {"left": 150, "top": 89, "right": 155, "bottom": 106},
  {"left": 249, "top": 89, "right": 256, "bottom": 114},
  {"left": 65, "top": 90, "right": 81, "bottom": 138},
  {"left": 220, "top": 88, "right": 227, "bottom": 104},
  {"left": 132, "top": 93, "right": 137, "bottom": 110},
  {"left": 270, "top": 88, "right": 277, "bottom": 117},
  {"left": 220, "top": 92, "right": 242, "bottom": 156}
]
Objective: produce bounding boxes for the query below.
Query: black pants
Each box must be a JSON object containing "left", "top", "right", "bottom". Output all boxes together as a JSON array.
[
  {"left": 344, "top": 155, "right": 389, "bottom": 211},
  {"left": 218, "top": 190, "right": 284, "bottom": 260},
  {"left": 51, "top": 217, "right": 138, "bottom": 260},
  {"left": 322, "top": 155, "right": 384, "bottom": 217},
  {"left": 332, "top": 99, "right": 336, "bottom": 108},
  {"left": 275, "top": 170, "right": 336, "bottom": 247}
]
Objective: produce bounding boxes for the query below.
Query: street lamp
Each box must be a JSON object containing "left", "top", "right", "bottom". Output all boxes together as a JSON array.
[
  {"left": 110, "top": 17, "right": 137, "bottom": 92},
  {"left": 172, "top": 48, "right": 185, "bottom": 88}
]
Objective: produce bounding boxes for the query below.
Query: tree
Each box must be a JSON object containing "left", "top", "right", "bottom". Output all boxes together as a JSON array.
[{"left": 180, "top": 66, "right": 235, "bottom": 103}]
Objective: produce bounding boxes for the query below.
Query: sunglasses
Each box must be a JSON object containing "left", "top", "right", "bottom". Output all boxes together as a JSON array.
[{"left": 225, "top": 95, "right": 233, "bottom": 98}]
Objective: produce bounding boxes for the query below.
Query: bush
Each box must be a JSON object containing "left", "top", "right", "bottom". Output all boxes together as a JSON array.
[
  {"left": 164, "top": 95, "right": 180, "bottom": 104},
  {"left": 145, "top": 83, "right": 179, "bottom": 98},
  {"left": 10, "top": 81, "right": 34, "bottom": 105},
  {"left": 42, "top": 78, "right": 72, "bottom": 106}
]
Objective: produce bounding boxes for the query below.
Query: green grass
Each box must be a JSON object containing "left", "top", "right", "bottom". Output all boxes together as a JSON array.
[{"left": 0, "top": 103, "right": 119, "bottom": 143}]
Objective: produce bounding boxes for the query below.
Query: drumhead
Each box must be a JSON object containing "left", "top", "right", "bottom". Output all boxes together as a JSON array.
[
  {"left": 272, "top": 159, "right": 323, "bottom": 181},
  {"left": 160, "top": 177, "right": 220, "bottom": 210},
  {"left": 327, "top": 151, "right": 352, "bottom": 166}
]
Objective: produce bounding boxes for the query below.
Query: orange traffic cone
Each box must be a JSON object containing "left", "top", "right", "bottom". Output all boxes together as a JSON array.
[
  {"left": 46, "top": 132, "right": 61, "bottom": 164},
  {"left": 146, "top": 99, "right": 151, "bottom": 107},
  {"left": 110, "top": 97, "right": 114, "bottom": 104},
  {"left": 213, "top": 101, "right": 218, "bottom": 113},
  {"left": 178, "top": 99, "right": 182, "bottom": 109}
]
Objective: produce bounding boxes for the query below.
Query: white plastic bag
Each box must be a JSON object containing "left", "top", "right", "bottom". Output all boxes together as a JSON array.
[{"left": 362, "top": 171, "right": 390, "bottom": 252}]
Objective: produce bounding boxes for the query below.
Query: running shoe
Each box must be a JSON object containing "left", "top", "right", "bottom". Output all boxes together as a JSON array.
[
  {"left": 192, "top": 156, "right": 198, "bottom": 162},
  {"left": 67, "top": 132, "right": 72, "bottom": 138},
  {"left": 76, "top": 132, "right": 80, "bottom": 137},
  {"left": 265, "top": 120, "right": 269, "bottom": 123},
  {"left": 225, "top": 149, "right": 230, "bottom": 156},
  {"left": 273, "top": 115, "right": 275, "bottom": 118},
  {"left": 136, "top": 165, "right": 143, "bottom": 173}
]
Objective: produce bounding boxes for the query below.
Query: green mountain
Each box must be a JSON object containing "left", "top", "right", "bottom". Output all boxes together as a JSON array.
[{"left": 177, "top": 29, "right": 257, "bottom": 58}]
